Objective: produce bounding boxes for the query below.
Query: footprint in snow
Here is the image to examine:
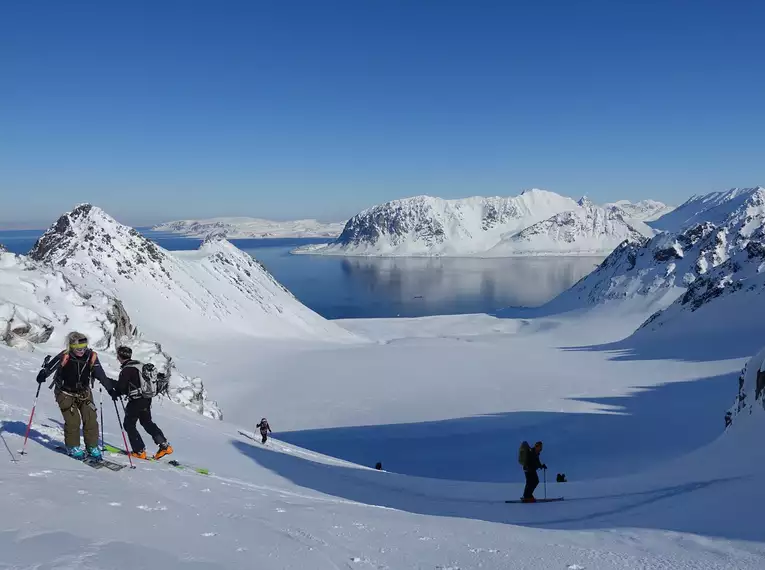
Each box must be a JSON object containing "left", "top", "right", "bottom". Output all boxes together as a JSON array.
[
  {"left": 275, "top": 508, "right": 286, "bottom": 513},
  {"left": 568, "top": 566, "right": 586, "bottom": 570},
  {"left": 77, "top": 490, "right": 88, "bottom": 495},
  {"left": 201, "top": 488, "right": 211, "bottom": 493},
  {"left": 201, "top": 532, "right": 217, "bottom": 537},
  {"left": 109, "top": 503, "right": 121, "bottom": 507},
  {"left": 28, "top": 470, "right": 53, "bottom": 477}
]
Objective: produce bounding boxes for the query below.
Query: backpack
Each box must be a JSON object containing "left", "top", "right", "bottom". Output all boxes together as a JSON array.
[
  {"left": 125, "top": 361, "right": 168, "bottom": 398},
  {"left": 518, "top": 441, "right": 530, "bottom": 466}
]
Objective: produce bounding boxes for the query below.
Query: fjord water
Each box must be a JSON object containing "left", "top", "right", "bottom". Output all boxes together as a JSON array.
[{"left": 0, "top": 229, "right": 602, "bottom": 318}]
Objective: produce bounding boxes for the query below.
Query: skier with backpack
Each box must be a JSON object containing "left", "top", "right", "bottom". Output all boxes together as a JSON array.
[
  {"left": 256, "top": 417, "right": 272, "bottom": 444},
  {"left": 110, "top": 345, "right": 173, "bottom": 460},
  {"left": 35, "top": 331, "right": 114, "bottom": 460},
  {"left": 518, "top": 440, "right": 547, "bottom": 503}
]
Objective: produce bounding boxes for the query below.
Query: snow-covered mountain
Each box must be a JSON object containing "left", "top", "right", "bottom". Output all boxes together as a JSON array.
[
  {"left": 0, "top": 246, "right": 222, "bottom": 419},
  {"left": 153, "top": 216, "right": 345, "bottom": 239},
  {"left": 485, "top": 197, "right": 651, "bottom": 256},
  {"left": 549, "top": 187, "right": 765, "bottom": 330},
  {"left": 293, "top": 190, "right": 663, "bottom": 257},
  {"left": 606, "top": 199, "right": 675, "bottom": 222},
  {"left": 29, "top": 204, "right": 354, "bottom": 343}
]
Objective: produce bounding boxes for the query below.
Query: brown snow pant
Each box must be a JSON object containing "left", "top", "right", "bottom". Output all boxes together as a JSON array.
[{"left": 56, "top": 389, "right": 99, "bottom": 449}]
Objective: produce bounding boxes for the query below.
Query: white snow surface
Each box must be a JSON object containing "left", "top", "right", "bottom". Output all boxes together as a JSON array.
[
  {"left": 153, "top": 216, "right": 346, "bottom": 239},
  {"left": 294, "top": 189, "right": 660, "bottom": 257},
  {"left": 2, "top": 304, "right": 765, "bottom": 569}
]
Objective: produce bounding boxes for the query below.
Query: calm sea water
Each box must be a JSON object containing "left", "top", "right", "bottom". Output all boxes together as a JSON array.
[{"left": 0, "top": 228, "right": 601, "bottom": 319}]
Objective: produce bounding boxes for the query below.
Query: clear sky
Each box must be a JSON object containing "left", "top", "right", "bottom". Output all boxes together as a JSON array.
[{"left": 2, "top": 0, "right": 764, "bottom": 228}]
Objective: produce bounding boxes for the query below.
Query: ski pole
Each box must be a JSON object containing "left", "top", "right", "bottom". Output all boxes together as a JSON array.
[
  {"left": 20, "top": 382, "right": 42, "bottom": 456},
  {"left": 99, "top": 387, "right": 104, "bottom": 451},
  {"left": 543, "top": 467, "right": 547, "bottom": 499},
  {"left": 113, "top": 398, "right": 135, "bottom": 469}
]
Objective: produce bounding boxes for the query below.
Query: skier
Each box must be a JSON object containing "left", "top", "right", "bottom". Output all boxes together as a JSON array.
[
  {"left": 256, "top": 417, "right": 272, "bottom": 444},
  {"left": 110, "top": 346, "right": 173, "bottom": 460},
  {"left": 520, "top": 440, "right": 547, "bottom": 503},
  {"left": 35, "top": 331, "right": 113, "bottom": 460}
]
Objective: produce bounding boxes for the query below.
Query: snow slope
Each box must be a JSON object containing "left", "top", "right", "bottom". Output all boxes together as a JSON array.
[
  {"left": 28, "top": 204, "right": 355, "bottom": 344},
  {"left": 294, "top": 190, "right": 663, "bottom": 257},
  {"left": 648, "top": 187, "right": 763, "bottom": 232},
  {"left": 153, "top": 217, "right": 346, "bottom": 239},
  {"left": 485, "top": 197, "right": 652, "bottom": 256},
  {"left": 0, "top": 247, "right": 222, "bottom": 419},
  {"left": 547, "top": 187, "right": 765, "bottom": 326},
  {"left": 2, "top": 308, "right": 765, "bottom": 569}
]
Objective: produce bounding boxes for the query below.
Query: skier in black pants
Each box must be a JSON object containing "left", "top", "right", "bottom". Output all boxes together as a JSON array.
[
  {"left": 522, "top": 441, "right": 547, "bottom": 503},
  {"left": 111, "top": 346, "right": 173, "bottom": 460}
]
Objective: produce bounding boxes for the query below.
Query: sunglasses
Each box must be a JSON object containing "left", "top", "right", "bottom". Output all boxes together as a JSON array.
[{"left": 70, "top": 341, "right": 88, "bottom": 350}]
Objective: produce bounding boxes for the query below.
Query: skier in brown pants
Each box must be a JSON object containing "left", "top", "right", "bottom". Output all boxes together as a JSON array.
[{"left": 36, "top": 331, "right": 113, "bottom": 460}]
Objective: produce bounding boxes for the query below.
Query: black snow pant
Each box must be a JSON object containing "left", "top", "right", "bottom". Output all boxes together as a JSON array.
[
  {"left": 124, "top": 398, "right": 167, "bottom": 453},
  {"left": 523, "top": 469, "right": 539, "bottom": 499},
  {"left": 260, "top": 431, "right": 268, "bottom": 444}
]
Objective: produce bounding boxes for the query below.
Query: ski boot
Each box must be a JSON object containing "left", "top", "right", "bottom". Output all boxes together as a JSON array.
[
  {"left": 153, "top": 442, "right": 173, "bottom": 460},
  {"left": 521, "top": 496, "right": 536, "bottom": 503},
  {"left": 130, "top": 449, "right": 147, "bottom": 460},
  {"left": 67, "top": 446, "right": 86, "bottom": 460},
  {"left": 86, "top": 446, "right": 102, "bottom": 461}
]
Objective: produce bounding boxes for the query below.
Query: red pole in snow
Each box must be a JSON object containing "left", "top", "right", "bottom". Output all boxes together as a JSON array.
[
  {"left": 20, "top": 383, "right": 42, "bottom": 456},
  {"left": 113, "top": 399, "right": 135, "bottom": 469}
]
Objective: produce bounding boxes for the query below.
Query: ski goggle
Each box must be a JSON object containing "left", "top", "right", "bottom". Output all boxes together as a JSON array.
[{"left": 69, "top": 341, "right": 88, "bottom": 350}]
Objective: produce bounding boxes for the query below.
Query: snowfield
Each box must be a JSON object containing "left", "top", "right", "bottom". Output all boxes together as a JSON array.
[
  {"left": 153, "top": 216, "right": 346, "bottom": 239},
  {"left": 293, "top": 189, "right": 665, "bottom": 257},
  {"left": 2, "top": 195, "right": 765, "bottom": 569}
]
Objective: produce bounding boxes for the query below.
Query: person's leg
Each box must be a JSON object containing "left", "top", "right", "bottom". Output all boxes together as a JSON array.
[
  {"left": 137, "top": 400, "right": 167, "bottom": 446},
  {"left": 78, "top": 392, "right": 99, "bottom": 451},
  {"left": 56, "top": 392, "right": 82, "bottom": 450},
  {"left": 123, "top": 399, "right": 146, "bottom": 453}
]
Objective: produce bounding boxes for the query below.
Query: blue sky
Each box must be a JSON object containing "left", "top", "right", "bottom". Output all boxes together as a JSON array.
[{"left": 1, "top": 0, "right": 764, "bottom": 228}]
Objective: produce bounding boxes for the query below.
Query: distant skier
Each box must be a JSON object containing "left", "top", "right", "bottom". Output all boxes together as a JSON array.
[
  {"left": 256, "top": 418, "right": 272, "bottom": 444},
  {"left": 518, "top": 440, "right": 547, "bottom": 503},
  {"left": 111, "top": 346, "right": 173, "bottom": 460},
  {"left": 35, "top": 331, "right": 113, "bottom": 460}
]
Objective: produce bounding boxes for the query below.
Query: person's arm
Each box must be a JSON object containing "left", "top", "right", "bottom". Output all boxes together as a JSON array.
[
  {"left": 90, "top": 353, "right": 114, "bottom": 392},
  {"left": 36, "top": 351, "right": 64, "bottom": 382}
]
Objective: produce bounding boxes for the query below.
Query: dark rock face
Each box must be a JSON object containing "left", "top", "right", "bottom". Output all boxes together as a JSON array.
[{"left": 336, "top": 202, "right": 446, "bottom": 247}]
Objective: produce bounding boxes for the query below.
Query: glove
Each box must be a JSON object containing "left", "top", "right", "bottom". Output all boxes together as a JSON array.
[
  {"left": 108, "top": 388, "right": 120, "bottom": 401},
  {"left": 36, "top": 370, "right": 47, "bottom": 384}
]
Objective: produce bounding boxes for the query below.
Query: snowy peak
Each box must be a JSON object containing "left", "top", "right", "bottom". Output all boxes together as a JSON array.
[
  {"left": 29, "top": 203, "right": 172, "bottom": 283},
  {"left": 649, "top": 187, "right": 764, "bottom": 232},
  {"left": 487, "top": 200, "right": 648, "bottom": 256}
]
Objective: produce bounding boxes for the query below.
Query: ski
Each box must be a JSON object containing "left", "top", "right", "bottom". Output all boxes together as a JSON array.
[
  {"left": 54, "top": 446, "right": 126, "bottom": 471},
  {"left": 505, "top": 497, "right": 564, "bottom": 503},
  {"left": 103, "top": 443, "right": 208, "bottom": 475}
]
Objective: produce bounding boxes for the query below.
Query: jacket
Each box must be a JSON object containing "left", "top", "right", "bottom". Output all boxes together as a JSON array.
[
  {"left": 38, "top": 349, "right": 111, "bottom": 394},
  {"left": 524, "top": 448, "right": 544, "bottom": 472}
]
